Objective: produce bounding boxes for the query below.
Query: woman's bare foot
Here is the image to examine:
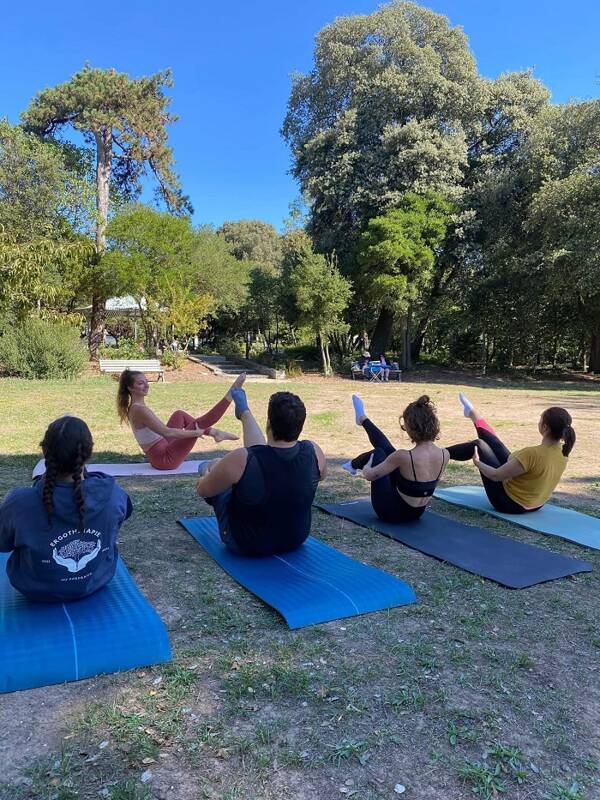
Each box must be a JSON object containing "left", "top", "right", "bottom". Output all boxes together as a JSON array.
[
  {"left": 208, "top": 427, "right": 239, "bottom": 443},
  {"left": 226, "top": 372, "right": 246, "bottom": 401}
]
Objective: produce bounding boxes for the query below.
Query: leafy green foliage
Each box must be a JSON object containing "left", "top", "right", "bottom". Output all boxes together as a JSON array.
[
  {"left": 98, "top": 339, "right": 148, "bottom": 359},
  {"left": 286, "top": 247, "right": 352, "bottom": 374},
  {"left": 0, "top": 319, "right": 88, "bottom": 378},
  {"left": 357, "top": 192, "right": 454, "bottom": 313},
  {"left": 283, "top": 2, "right": 482, "bottom": 259},
  {"left": 0, "top": 119, "right": 93, "bottom": 240},
  {"left": 160, "top": 349, "right": 186, "bottom": 369},
  {"left": 218, "top": 220, "right": 283, "bottom": 271},
  {"left": 0, "top": 227, "right": 94, "bottom": 316},
  {"left": 105, "top": 206, "right": 246, "bottom": 341}
]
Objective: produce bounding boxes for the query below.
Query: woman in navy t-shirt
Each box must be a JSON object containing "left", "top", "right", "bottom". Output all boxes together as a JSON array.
[{"left": 0, "top": 416, "right": 132, "bottom": 602}]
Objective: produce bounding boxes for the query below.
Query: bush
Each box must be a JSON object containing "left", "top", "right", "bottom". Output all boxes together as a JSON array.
[
  {"left": 160, "top": 350, "right": 186, "bottom": 370},
  {"left": 214, "top": 336, "right": 245, "bottom": 357},
  {"left": 0, "top": 319, "right": 88, "bottom": 379},
  {"left": 98, "top": 338, "right": 149, "bottom": 359},
  {"left": 285, "top": 360, "right": 303, "bottom": 378}
]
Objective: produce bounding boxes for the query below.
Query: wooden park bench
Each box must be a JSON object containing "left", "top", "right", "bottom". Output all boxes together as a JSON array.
[{"left": 99, "top": 359, "right": 165, "bottom": 382}]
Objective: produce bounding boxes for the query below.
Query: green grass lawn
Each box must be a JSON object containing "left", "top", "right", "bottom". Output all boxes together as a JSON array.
[{"left": 0, "top": 373, "right": 598, "bottom": 800}]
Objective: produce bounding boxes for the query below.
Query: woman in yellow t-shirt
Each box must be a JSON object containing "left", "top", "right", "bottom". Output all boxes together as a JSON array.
[{"left": 446, "top": 394, "right": 576, "bottom": 514}]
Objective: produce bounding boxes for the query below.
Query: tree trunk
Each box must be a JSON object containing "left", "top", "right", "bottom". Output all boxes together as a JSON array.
[
  {"left": 89, "top": 127, "right": 113, "bottom": 358},
  {"left": 481, "top": 333, "right": 488, "bottom": 376},
  {"left": 590, "top": 332, "right": 600, "bottom": 373},
  {"left": 410, "top": 325, "right": 426, "bottom": 362},
  {"left": 317, "top": 333, "right": 329, "bottom": 376},
  {"left": 401, "top": 316, "right": 412, "bottom": 370},
  {"left": 406, "top": 305, "right": 413, "bottom": 369},
  {"left": 371, "top": 307, "right": 394, "bottom": 357}
]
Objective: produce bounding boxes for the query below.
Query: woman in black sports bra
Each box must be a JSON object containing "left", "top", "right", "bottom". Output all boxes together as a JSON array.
[{"left": 345, "top": 394, "right": 449, "bottom": 522}]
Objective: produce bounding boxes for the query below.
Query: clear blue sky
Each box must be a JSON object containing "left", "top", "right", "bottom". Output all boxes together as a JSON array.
[{"left": 2, "top": 1, "right": 598, "bottom": 230}]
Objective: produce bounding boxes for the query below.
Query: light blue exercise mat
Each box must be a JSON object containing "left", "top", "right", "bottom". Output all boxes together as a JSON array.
[
  {"left": 0, "top": 555, "right": 172, "bottom": 694},
  {"left": 435, "top": 485, "right": 600, "bottom": 550},
  {"left": 178, "top": 516, "right": 416, "bottom": 629}
]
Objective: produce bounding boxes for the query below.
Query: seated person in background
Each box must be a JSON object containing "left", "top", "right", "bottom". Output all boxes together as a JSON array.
[
  {"left": 196, "top": 390, "right": 326, "bottom": 556},
  {"left": 0, "top": 416, "right": 132, "bottom": 602},
  {"left": 378, "top": 353, "right": 391, "bottom": 381},
  {"left": 357, "top": 351, "right": 371, "bottom": 376},
  {"left": 446, "top": 394, "right": 575, "bottom": 514}
]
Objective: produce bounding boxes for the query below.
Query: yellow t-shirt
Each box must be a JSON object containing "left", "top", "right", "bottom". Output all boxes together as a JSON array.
[{"left": 504, "top": 444, "right": 568, "bottom": 509}]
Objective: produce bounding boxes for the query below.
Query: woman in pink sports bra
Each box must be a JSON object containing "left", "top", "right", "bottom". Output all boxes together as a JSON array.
[{"left": 117, "top": 370, "right": 244, "bottom": 470}]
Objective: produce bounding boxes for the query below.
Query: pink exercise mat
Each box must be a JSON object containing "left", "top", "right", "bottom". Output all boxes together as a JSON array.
[{"left": 32, "top": 459, "right": 208, "bottom": 478}]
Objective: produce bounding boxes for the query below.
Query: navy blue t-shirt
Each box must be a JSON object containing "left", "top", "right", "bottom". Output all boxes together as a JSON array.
[{"left": 0, "top": 471, "right": 132, "bottom": 602}]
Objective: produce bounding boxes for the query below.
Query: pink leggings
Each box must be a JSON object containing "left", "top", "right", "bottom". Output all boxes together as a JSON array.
[{"left": 146, "top": 398, "right": 231, "bottom": 470}]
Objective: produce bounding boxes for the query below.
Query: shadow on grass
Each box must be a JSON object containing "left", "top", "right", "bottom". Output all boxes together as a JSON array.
[{"left": 344, "top": 366, "right": 600, "bottom": 394}]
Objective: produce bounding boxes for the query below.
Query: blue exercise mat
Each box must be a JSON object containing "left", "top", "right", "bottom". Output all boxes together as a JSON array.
[
  {"left": 316, "top": 501, "right": 592, "bottom": 589},
  {"left": 435, "top": 485, "right": 600, "bottom": 551},
  {"left": 0, "top": 555, "right": 172, "bottom": 694},
  {"left": 178, "top": 516, "right": 416, "bottom": 629}
]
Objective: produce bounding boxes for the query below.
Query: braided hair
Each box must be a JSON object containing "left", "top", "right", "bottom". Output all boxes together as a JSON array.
[{"left": 40, "top": 417, "right": 94, "bottom": 531}]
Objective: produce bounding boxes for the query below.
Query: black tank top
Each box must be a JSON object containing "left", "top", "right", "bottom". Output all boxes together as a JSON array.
[
  {"left": 228, "top": 441, "right": 320, "bottom": 556},
  {"left": 394, "top": 450, "right": 446, "bottom": 498}
]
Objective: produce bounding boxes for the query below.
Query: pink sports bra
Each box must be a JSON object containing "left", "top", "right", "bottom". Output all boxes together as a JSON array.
[{"left": 132, "top": 426, "right": 163, "bottom": 450}]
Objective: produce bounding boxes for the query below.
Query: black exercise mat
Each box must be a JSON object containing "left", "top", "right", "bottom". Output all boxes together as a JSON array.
[{"left": 315, "top": 500, "right": 592, "bottom": 589}]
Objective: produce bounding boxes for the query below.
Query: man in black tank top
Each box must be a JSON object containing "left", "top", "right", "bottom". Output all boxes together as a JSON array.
[{"left": 196, "top": 391, "right": 326, "bottom": 556}]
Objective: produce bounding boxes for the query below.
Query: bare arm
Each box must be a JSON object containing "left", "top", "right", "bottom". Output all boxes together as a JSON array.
[
  {"left": 363, "top": 451, "right": 402, "bottom": 482},
  {"left": 130, "top": 406, "right": 203, "bottom": 440},
  {"left": 310, "top": 441, "right": 327, "bottom": 480},
  {"left": 473, "top": 448, "right": 526, "bottom": 482},
  {"left": 196, "top": 449, "right": 248, "bottom": 497}
]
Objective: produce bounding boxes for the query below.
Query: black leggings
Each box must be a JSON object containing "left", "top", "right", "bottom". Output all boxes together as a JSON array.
[
  {"left": 446, "top": 421, "right": 533, "bottom": 514},
  {"left": 352, "top": 419, "right": 426, "bottom": 523}
]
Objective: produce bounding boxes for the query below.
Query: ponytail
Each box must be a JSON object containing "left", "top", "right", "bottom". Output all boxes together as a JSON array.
[
  {"left": 541, "top": 407, "right": 576, "bottom": 457},
  {"left": 561, "top": 424, "right": 576, "bottom": 458},
  {"left": 117, "top": 369, "right": 142, "bottom": 424},
  {"left": 40, "top": 417, "right": 93, "bottom": 531}
]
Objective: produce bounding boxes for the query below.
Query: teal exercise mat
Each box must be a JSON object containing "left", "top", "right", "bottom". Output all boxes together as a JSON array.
[
  {"left": 435, "top": 485, "right": 600, "bottom": 551},
  {"left": 178, "top": 516, "right": 416, "bottom": 629},
  {"left": 0, "top": 555, "right": 172, "bottom": 694},
  {"left": 316, "top": 501, "right": 592, "bottom": 588}
]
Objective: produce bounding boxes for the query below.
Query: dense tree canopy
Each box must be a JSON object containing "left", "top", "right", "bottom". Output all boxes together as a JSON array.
[
  {"left": 105, "top": 207, "right": 248, "bottom": 343},
  {"left": 283, "top": 0, "right": 600, "bottom": 371},
  {"left": 218, "top": 220, "right": 283, "bottom": 272},
  {"left": 1, "top": 4, "right": 599, "bottom": 377},
  {"left": 282, "top": 1, "right": 482, "bottom": 259}
]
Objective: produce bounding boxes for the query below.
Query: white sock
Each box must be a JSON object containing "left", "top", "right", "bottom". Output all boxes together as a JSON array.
[
  {"left": 342, "top": 460, "right": 359, "bottom": 476},
  {"left": 459, "top": 392, "right": 473, "bottom": 418},
  {"left": 352, "top": 394, "right": 366, "bottom": 425}
]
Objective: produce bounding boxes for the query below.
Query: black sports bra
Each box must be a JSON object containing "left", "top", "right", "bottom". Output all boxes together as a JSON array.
[{"left": 394, "top": 450, "right": 446, "bottom": 498}]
